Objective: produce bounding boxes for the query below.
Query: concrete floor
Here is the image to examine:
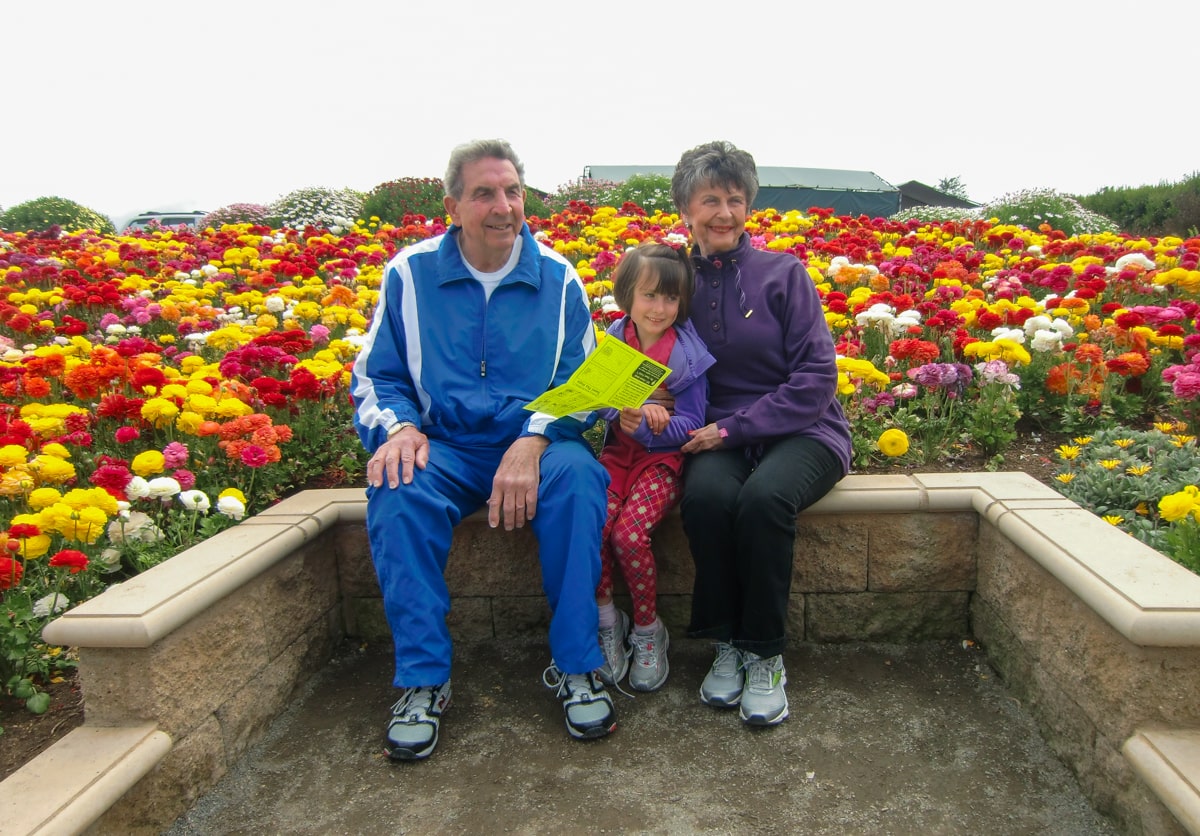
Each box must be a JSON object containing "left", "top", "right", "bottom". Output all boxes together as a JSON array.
[{"left": 166, "top": 637, "right": 1120, "bottom": 835}]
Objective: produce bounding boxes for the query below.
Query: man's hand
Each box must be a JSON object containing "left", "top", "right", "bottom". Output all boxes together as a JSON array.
[
  {"left": 488, "top": 435, "right": 550, "bottom": 530},
  {"left": 367, "top": 426, "right": 429, "bottom": 488}
]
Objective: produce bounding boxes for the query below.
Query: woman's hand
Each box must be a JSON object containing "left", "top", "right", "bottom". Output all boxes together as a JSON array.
[{"left": 681, "top": 422, "right": 725, "bottom": 454}]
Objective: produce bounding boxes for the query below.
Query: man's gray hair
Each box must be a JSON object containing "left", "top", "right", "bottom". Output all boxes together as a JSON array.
[
  {"left": 670, "top": 140, "right": 759, "bottom": 211},
  {"left": 444, "top": 139, "right": 525, "bottom": 200}
]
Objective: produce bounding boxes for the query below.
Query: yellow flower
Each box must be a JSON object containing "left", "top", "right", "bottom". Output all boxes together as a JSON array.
[
  {"left": 877, "top": 428, "right": 910, "bottom": 458},
  {"left": 141, "top": 397, "right": 181, "bottom": 428},
  {"left": 1098, "top": 459, "right": 1122, "bottom": 470},
  {"left": 29, "top": 455, "right": 76, "bottom": 484},
  {"left": 1159, "top": 489, "right": 1200, "bottom": 522},
  {"left": 39, "top": 442, "right": 71, "bottom": 459},
  {"left": 1126, "top": 465, "right": 1152, "bottom": 476},
  {"left": 1171, "top": 435, "right": 1197, "bottom": 448},
  {"left": 1072, "top": 436, "right": 1093, "bottom": 446},
  {"left": 219, "top": 487, "right": 246, "bottom": 504},
  {"left": 131, "top": 450, "right": 166, "bottom": 477},
  {"left": 1113, "top": 438, "right": 1134, "bottom": 449},
  {"left": 0, "top": 444, "right": 29, "bottom": 468},
  {"left": 28, "top": 487, "right": 63, "bottom": 509},
  {"left": 1054, "top": 473, "right": 1076, "bottom": 484},
  {"left": 1153, "top": 422, "right": 1176, "bottom": 433},
  {"left": 1056, "top": 445, "right": 1081, "bottom": 461},
  {"left": 1102, "top": 515, "right": 1124, "bottom": 526}
]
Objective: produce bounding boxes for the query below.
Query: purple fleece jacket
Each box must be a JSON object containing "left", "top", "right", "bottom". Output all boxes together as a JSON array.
[
  {"left": 688, "top": 233, "right": 851, "bottom": 475},
  {"left": 594, "top": 316, "right": 716, "bottom": 452}
]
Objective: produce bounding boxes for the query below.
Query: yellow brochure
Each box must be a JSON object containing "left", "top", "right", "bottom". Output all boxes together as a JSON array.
[{"left": 524, "top": 336, "right": 672, "bottom": 418}]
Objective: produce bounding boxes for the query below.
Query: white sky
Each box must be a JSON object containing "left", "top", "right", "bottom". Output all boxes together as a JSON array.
[{"left": 4, "top": 1, "right": 1196, "bottom": 228}]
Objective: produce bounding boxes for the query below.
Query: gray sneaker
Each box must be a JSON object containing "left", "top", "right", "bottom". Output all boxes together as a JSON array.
[
  {"left": 596, "top": 609, "right": 631, "bottom": 686},
  {"left": 384, "top": 681, "right": 452, "bottom": 760},
  {"left": 699, "top": 642, "right": 744, "bottom": 707},
  {"left": 628, "top": 620, "right": 670, "bottom": 692},
  {"left": 542, "top": 664, "right": 617, "bottom": 740},
  {"left": 739, "top": 652, "right": 789, "bottom": 726}
]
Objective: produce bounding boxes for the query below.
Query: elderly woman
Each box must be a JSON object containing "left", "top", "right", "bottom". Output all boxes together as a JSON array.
[{"left": 674, "top": 141, "right": 852, "bottom": 727}]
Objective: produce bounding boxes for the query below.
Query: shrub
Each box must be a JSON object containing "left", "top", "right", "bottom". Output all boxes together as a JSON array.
[
  {"left": 543, "top": 178, "right": 624, "bottom": 212},
  {"left": 982, "top": 188, "right": 1118, "bottom": 236},
  {"left": 203, "top": 203, "right": 273, "bottom": 228},
  {"left": 362, "top": 177, "right": 446, "bottom": 225},
  {"left": 0, "top": 196, "right": 115, "bottom": 235},
  {"left": 890, "top": 205, "right": 983, "bottom": 224},
  {"left": 269, "top": 187, "right": 365, "bottom": 231}
]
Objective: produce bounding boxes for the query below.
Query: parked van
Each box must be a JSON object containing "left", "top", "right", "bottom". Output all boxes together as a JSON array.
[{"left": 124, "top": 210, "right": 208, "bottom": 231}]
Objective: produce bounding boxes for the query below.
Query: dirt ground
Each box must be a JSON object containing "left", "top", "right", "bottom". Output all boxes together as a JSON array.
[
  {"left": 0, "top": 430, "right": 1070, "bottom": 784},
  {"left": 166, "top": 637, "right": 1119, "bottom": 834}
]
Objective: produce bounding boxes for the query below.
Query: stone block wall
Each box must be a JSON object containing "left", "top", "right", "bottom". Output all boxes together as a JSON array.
[{"left": 13, "top": 475, "right": 1200, "bottom": 836}]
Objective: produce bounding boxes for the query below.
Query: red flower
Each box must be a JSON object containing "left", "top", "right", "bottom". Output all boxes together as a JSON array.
[
  {"left": 7, "top": 523, "right": 41, "bottom": 539},
  {"left": 115, "top": 426, "right": 141, "bottom": 444},
  {"left": 0, "top": 555, "right": 23, "bottom": 590},
  {"left": 49, "top": 549, "right": 89, "bottom": 574}
]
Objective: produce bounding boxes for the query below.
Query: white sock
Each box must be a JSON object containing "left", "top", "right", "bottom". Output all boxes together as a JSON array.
[
  {"left": 598, "top": 602, "right": 617, "bottom": 629},
  {"left": 633, "top": 616, "right": 661, "bottom": 635}
]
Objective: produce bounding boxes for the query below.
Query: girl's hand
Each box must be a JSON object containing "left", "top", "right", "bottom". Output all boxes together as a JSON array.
[
  {"left": 641, "top": 404, "right": 671, "bottom": 434},
  {"left": 618, "top": 407, "right": 643, "bottom": 435}
]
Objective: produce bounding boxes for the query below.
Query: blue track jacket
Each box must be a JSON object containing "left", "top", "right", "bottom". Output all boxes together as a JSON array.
[{"left": 351, "top": 224, "right": 597, "bottom": 453}]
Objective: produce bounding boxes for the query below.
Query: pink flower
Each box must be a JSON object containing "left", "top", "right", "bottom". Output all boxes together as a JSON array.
[
  {"left": 162, "top": 441, "right": 190, "bottom": 469},
  {"left": 115, "top": 426, "right": 141, "bottom": 444},
  {"left": 173, "top": 468, "right": 197, "bottom": 490},
  {"left": 240, "top": 445, "right": 269, "bottom": 468}
]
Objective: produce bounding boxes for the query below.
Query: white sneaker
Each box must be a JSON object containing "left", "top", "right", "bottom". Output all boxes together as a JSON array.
[
  {"left": 596, "top": 609, "right": 631, "bottom": 686},
  {"left": 699, "top": 642, "right": 744, "bottom": 707},
  {"left": 739, "top": 652, "right": 789, "bottom": 726},
  {"left": 628, "top": 620, "right": 669, "bottom": 692}
]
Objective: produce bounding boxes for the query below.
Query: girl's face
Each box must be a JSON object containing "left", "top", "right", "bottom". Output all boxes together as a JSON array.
[{"left": 627, "top": 269, "right": 680, "bottom": 346}]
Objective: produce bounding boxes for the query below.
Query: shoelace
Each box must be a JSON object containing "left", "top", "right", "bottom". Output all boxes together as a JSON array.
[
  {"left": 598, "top": 623, "right": 631, "bottom": 670},
  {"left": 744, "top": 656, "right": 782, "bottom": 693},
  {"left": 391, "top": 686, "right": 435, "bottom": 721},
  {"left": 711, "top": 642, "right": 743, "bottom": 678},
  {"left": 628, "top": 631, "right": 659, "bottom": 668}
]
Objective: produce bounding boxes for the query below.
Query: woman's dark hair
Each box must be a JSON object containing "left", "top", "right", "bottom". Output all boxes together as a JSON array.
[
  {"left": 670, "top": 140, "right": 759, "bottom": 211},
  {"left": 612, "top": 244, "right": 694, "bottom": 321}
]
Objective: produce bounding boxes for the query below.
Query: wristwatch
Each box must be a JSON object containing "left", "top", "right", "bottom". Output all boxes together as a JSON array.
[{"left": 387, "top": 421, "right": 417, "bottom": 439}]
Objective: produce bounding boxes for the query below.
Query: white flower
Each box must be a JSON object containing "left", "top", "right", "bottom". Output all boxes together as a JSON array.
[
  {"left": 125, "top": 476, "right": 151, "bottom": 500},
  {"left": 107, "top": 510, "right": 164, "bottom": 544},
  {"left": 97, "top": 547, "right": 124, "bottom": 574},
  {"left": 32, "top": 592, "right": 71, "bottom": 618},
  {"left": 105, "top": 323, "right": 127, "bottom": 336},
  {"left": 265, "top": 296, "right": 286, "bottom": 313},
  {"left": 217, "top": 495, "right": 246, "bottom": 521},
  {"left": 1051, "top": 318, "right": 1074, "bottom": 339},
  {"left": 147, "top": 477, "right": 183, "bottom": 500},
  {"left": 1113, "top": 252, "right": 1156, "bottom": 271},
  {"left": 201, "top": 264, "right": 220, "bottom": 278},
  {"left": 1022, "top": 315, "right": 1053, "bottom": 336},
  {"left": 1030, "top": 329, "right": 1063, "bottom": 353},
  {"left": 991, "top": 327, "right": 1026, "bottom": 344},
  {"left": 178, "top": 490, "right": 211, "bottom": 512}
]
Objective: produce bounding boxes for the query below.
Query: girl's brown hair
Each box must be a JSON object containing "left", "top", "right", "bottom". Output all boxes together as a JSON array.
[{"left": 611, "top": 244, "right": 694, "bottom": 321}]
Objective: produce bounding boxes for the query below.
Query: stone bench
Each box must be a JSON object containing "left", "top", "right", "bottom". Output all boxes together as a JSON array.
[{"left": 5, "top": 473, "right": 1200, "bottom": 834}]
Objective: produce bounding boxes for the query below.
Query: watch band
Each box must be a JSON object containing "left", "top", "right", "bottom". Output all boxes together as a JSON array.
[{"left": 387, "top": 421, "right": 417, "bottom": 438}]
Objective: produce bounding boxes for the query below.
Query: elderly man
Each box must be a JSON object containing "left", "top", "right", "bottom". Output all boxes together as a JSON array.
[{"left": 351, "top": 139, "right": 614, "bottom": 760}]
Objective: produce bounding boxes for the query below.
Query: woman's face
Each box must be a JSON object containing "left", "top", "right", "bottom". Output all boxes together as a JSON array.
[{"left": 681, "top": 182, "right": 748, "bottom": 256}]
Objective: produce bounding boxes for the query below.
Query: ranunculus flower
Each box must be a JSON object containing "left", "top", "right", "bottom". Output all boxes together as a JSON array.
[
  {"left": 877, "top": 429, "right": 910, "bottom": 458},
  {"left": 146, "top": 477, "right": 183, "bottom": 500},
  {"left": 162, "top": 441, "right": 190, "bottom": 469},
  {"left": 125, "top": 476, "right": 151, "bottom": 500},
  {"left": 49, "top": 548, "right": 89, "bottom": 574},
  {"left": 0, "top": 555, "right": 23, "bottom": 589},
  {"left": 131, "top": 450, "right": 166, "bottom": 477},
  {"left": 216, "top": 495, "right": 246, "bottom": 520},
  {"left": 240, "top": 445, "right": 269, "bottom": 468},
  {"left": 178, "top": 490, "right": 211, "bottom": 512},
  {"left": 32, "top": 592, "right": 71, "bottom": 618}
]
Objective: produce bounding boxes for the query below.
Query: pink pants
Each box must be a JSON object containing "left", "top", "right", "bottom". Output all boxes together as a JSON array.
[{"left": 596, "top": 464, "right": 679, "bottom": 627}]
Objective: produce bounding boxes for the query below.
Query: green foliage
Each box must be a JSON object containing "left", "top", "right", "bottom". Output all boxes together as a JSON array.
[
  {"left": 937, "top": 176, "right": 969, "bottom": 200},
  {"left": 543, "top": 178, "right": 624, "bottom": 212},
  {"left": 362, "top": 177, "right": 447, "bottom": 225},
  {"left": 890, "top": 205, "right": 983, "bottom": 224},
  {"left": 1079, "top": 172, "right": 1200, "bottom": 237},
  {"left": 0, "top": 196, "right": 115, "bottom": 235},
  {"left": 269, "top": 187, "right": 365, "bottom": 231},
  {"left": 203, "top": 203, "right": 273, "bottom": 228},
  {"left": 542, "top": 174, "right": 674, "bottom": 214},
  {"left": 1052, "top": 426, "right": 1200, "bottom": 561}
]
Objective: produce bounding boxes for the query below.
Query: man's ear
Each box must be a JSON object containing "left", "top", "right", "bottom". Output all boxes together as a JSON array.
[{"left": 443, "top": 194, "right": 457, "bottom": 223}]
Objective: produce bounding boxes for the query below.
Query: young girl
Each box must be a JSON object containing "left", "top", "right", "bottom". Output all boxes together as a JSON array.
[{"left": 594, "top": 243, "right": 715, "bottom": 692}]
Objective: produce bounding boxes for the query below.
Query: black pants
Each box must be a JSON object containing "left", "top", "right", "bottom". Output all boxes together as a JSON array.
[{"left": 681, "top": 435, "right": 843, "bottom": 658}]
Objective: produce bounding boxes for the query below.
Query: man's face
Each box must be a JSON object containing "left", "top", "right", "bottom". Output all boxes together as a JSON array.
[{"left": 443, "top": 157, "right": 525, "bottom": 271}]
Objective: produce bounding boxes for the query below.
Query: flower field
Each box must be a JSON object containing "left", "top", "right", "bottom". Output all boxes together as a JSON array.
[{"left": 3, "top": 201, "right": 1200, "bottom": 712}]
